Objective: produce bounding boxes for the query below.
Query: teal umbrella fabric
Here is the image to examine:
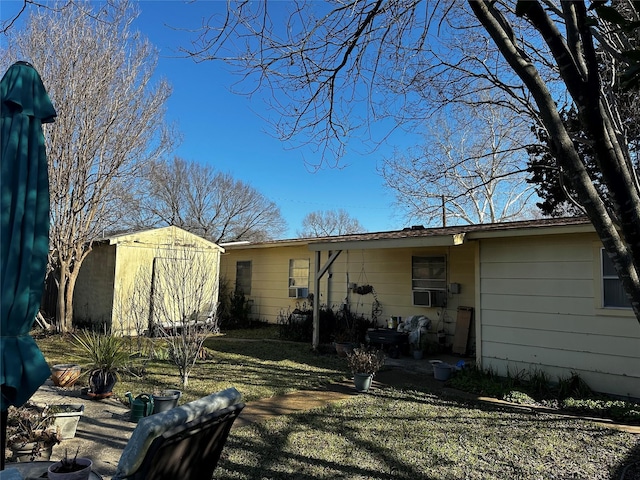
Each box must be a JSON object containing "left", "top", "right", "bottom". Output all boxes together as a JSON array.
[{"left": 1, "top": 61, "right": 56, "bottom": 412}]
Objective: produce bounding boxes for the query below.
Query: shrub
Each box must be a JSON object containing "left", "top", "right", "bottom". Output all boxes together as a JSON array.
[
  {"left": 277, "top": 306, "right": 312, "bottom": 342},
  {"left": 218, "top": 289, "right": 252, "bottom": 330},
  {"left": 503, "top": 390, "right": 536, "bottom": 405},
  {"left": 278, "top": 304, "right": 356, "bottom": 344},
  {"left": 346, "top": 345, "right": 385, "bottom": 375},
  {"left": 562, "top": 398, "right": 640, "bottom": 423},
  {"left": 556, "top": 372, "right": 593, "bottom": 400}
]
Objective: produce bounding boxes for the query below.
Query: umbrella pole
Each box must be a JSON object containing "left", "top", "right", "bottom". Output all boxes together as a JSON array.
[{"left": 1, "top": 409, "right": 6, "bottom": 470}]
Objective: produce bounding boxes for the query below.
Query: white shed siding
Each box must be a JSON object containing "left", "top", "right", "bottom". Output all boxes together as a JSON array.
[{"left": 479, "top": 234, "right": 640, "bottom": 399}]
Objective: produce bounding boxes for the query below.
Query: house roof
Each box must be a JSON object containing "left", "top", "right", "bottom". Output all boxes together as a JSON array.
[{"left": 220, "top": 216, "right": 594, "bottom": 251}]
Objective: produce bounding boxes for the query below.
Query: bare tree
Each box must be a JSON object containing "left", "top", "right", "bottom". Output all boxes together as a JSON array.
[
  {"left": 381, "top": 102, "right": 537, "bottom": 226},
  {"left": 297, "top": 209, "right": 366, "bottom": 237},
  {"left": 186, "top": 1, "right": 640, "bottom": 323},
  {"left": 112, "top": 266, "right": 151, "bottom": 353},
  {"left": 1, "top": 1, "right": 173, "bottom": 332},
  {"left": 128, "top": 156, "right": 287, "bottom": 243},
  {"left": 148, "top": 246, "right": 219, "bottom": 388}
]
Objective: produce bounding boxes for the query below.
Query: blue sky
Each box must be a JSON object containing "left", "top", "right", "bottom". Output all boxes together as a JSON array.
[
  {"left": 3, "top": 1, "right": 426, "bottom": 238},
  {"left": 130, "top": 1, "right": 428, "bottom": 238}
]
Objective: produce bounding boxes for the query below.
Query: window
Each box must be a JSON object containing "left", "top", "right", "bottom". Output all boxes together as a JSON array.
[
  {"left": 235, "top": 261, "right": 252, "bottom": 296},
  {"left": 289, "top": 259, "right": 309, "bottom": 298},
  {"left": 412, "top": 255, "right": 447, "bottom": 291},
  {"left": 601, "top": 250, "right": 631, "bottom": 308}
]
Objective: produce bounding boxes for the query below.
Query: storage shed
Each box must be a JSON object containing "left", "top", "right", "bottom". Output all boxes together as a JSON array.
[{"left": 73, "top": 226, "right": 224, "bottom": 335}]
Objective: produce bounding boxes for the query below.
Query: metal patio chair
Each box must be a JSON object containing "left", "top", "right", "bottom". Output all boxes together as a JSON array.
[{"left": 112, "top": 387, "right": 244, "bottom": 480}]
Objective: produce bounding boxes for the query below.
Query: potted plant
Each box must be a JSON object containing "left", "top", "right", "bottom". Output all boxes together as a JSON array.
[
  {"left": 73, "top": 331, "right": 130, "bottom": 399},
  {"left": 50, "top": 364, "right": 82, "bottom": 388},
  {"left": 353, "top": 284, "right": 374, "bottom": 295},
  {"left": 46, "top": 404, "right": 85, "bottom": 439},
  {"left": 346, "top": 345, "right": 385, "bottom": 393},
  {"left": 6, "top": 403, "right": 60, "bottom": 462},
  {"left": 151, "top": 388, "right": 182, "bottom": 414},
  {"left": 48, "top": 448, "right": 92, "bottom": 480}
]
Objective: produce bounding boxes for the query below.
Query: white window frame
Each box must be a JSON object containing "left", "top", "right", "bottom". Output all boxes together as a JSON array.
[
  {"left": 601, "top": 249, "right": 631, "bottom": 309},
  {"left": 412, "top": 255, "right": 447, "bottom": 292},
  {"left": 289, "top": 258, "right": 309, "bottom": 298}
]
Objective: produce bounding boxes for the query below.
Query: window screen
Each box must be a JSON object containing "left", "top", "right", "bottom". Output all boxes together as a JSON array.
[
  {"left": 235, "top": 261, "right": 252, "bottom": 296},
  {"left": 412, "top": 256, "right": 446, "bottom": 291},
  {"left": 602, "top": 251, "right": 630, "bottom": 308}
]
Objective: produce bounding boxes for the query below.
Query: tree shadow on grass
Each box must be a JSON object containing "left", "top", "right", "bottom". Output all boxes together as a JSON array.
[
  {"left": 214, "top": 387, "right": 637, "bottom": 480},
  {"left": 612, "top": 442, "right": 640, "bottom": 480}
]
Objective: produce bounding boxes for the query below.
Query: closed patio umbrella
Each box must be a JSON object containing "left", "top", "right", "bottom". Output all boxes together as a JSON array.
[{"left": 1, "top": 61, "right": 56, "bottom": 468}]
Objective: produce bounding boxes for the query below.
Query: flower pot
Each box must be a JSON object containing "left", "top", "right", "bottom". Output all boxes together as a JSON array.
[
  {"left": 47, "top": 404, "right": 84, "bottom": 439},
  {"left": 152, "top": 389, "right": 181, "bottom": 414},
  {"left": 48, "top": 457, "right": 92, "bottom": 480},
  {"left": 353, "top": 373, "right": 373, "bottom": 393},
  {"left": 51, "top": 364, "right": 81, "bottom": 388},
  {"left": 88, "top": 369, "right": 117, "bottom": 399},
  {"left": 9, "top": 441, "right": 53, "bottom": 462},
  {"left": 412, "top": 350, "right": 424, "bottom": 360},
  {"left": 433, "top": 362, "right": 453, "bottom": 381}
]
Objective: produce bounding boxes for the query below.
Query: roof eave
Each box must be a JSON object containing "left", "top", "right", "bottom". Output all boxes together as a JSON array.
[
  {"left": 308, "top": 233, "right": 466, "bottom": 251},
  {"left": 466, "top": 222, "right": 595, "bottom": 240}
]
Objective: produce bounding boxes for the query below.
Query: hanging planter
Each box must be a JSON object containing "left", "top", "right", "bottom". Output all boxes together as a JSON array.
[{"left": 353, "top": 284, "right": 374, "bottom": 295}]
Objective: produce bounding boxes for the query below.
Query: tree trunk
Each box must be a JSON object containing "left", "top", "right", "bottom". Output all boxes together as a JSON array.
[
  {"left": 55, "top": 259, "right": 82, "bottom": 333},
  {"left": 56, "top": 262, "right": 69, "bottom": 333},
  {"left": 470, "top": 0, "right": 640, "bottom": 324}
]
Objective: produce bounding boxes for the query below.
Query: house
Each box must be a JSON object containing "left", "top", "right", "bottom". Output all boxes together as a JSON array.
[
  {"left": 73, "top": 226, "right": 224, "bottom": 335},
  {"left": 220, "top": 217, "right": 640, "bottom": 399}
]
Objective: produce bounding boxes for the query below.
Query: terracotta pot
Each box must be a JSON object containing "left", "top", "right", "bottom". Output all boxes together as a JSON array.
[{"left": 51, "top": 364, "right": 81, "bottom": 388}]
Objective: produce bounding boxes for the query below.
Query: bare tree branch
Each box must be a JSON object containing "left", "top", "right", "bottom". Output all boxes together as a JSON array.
[{"left": 2, "top": 1, "right": 173, "bottom": 332}]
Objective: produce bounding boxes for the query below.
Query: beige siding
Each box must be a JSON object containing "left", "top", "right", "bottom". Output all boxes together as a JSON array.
[
  {"left": 74, "top": 227, "right": 221, "bottom": 335},
  {"left": 221, "top": 242, "right": 477, "bottom": 351},
  {"left": 73, "top": 244, "right": 116, "bottom": 326},
  {"left": 111, "top": 241, "right": 157, "bottom": 335},
  {"left": 221, "top": 245, "right": 315, "bottom": 323},
  {"left": 479, "top": 233, "right": 640, "bottom": 398}
]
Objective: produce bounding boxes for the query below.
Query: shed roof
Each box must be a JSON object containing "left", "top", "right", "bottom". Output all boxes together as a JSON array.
[{"left": 97, "top": 226, "right": 224, "bottom": 252}]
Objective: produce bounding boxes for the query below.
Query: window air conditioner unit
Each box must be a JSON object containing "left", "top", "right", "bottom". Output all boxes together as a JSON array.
[
  {"left": 289, "top": 287, "right": 309, "bottom": 299},
  {"left": 412, "top": 290, "right": 446, "bottom": 307}
]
